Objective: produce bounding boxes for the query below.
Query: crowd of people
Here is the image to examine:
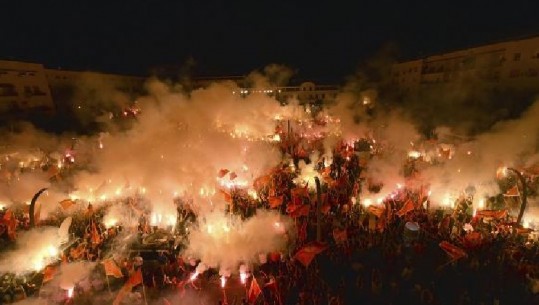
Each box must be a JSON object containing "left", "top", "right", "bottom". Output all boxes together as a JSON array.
[{"left": 0, "top": 132, "right": 538, "bottom": 305}]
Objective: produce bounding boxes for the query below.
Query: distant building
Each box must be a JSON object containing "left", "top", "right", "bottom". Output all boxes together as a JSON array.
[
  {"left": 0, "top": 60, "right": 55, "bottom": 113},
  {"left": 192, "top": 76, "right": 340, "bottom": 106},
  {"left": 0, "top": 59, "right": 146, "bottom": 115},
  {"left": 391, "top": 35, "right": 539, "bottom": 95}
]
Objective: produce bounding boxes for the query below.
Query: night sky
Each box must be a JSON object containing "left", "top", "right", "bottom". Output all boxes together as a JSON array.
[{"left": 2, "top": 1, "right": 539, "bottom": 83}]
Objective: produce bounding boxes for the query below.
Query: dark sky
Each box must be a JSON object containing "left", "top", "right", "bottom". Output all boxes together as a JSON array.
[{"left": 2, "top": 1, "right": 539, "bottom": 83}]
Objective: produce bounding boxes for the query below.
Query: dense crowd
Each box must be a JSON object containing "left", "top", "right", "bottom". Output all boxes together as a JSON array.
[{"left": 0, "top": 137, "right": 538, "bottom": 305}]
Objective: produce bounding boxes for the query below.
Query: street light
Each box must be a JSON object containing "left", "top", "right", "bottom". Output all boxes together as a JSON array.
[{"left": 505, "top": 167, "right": 528, "bottom": 226}]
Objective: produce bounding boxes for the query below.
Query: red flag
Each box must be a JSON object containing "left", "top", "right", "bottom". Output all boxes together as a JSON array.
[
  {"left": 219, "top": 189, "right": 232, "bottom": 203},
  {"left": 476, "top": 209, "right": 507, "bottom": 219},
  {"left": 291, "top": 186, "right": 309, "bottom": 198},
  {"left": 294, "top": 242, "right": 328, "bottom": 267},
  {"left": 333, "top": 228, "right": 347, "bottom": 243},
  {"left": 289, "top": 204, "right": 310, "bottom": 218},
  {"left": 248, "top": 277, "right": 262, "bottom": 304},
  {"left": 2, "top": 209, "right": 17, "bottom": 240},
  {"left": 59, "top": 199, "right": 76, "bottom": 210},
  {"left": 127, "top": 268, "right": 143, "bottom": 286},
  {"left": 504, "top": 185, "right": 519, "bottom": 196},
  {"left": 253, "top": 174, "right": 271, "bottom": 189},
  {"left": 462, "top": 232, "right": 482, "bottom": 249},
  {"left": 229, "top": 172, "right": 237, "bottom": 180},
  {"left": 439, "top": 241, "right": 467, "bottom": 261},
  {"left": 269, "top": 252, "right": 281, "bottom": 262},
  {"left": 217, "top": 169, "right": 229, "bottom": 178},
  {"left": 43, "top": 265, "right": 57, "bottom": 283},
  {"left": 367, "top": 205, "right": 385, "bottom": 218},
  {"left": 268, "top": 196, "right": 284, "bottom": 208},
  {"left": 396, "top": 199, "right": 415, "bottom": 217},
  {"left": 103, "top": 258, "right": 124, "bottom": 278},
  {"left": 90, "top": 221, "right": 101, "bottom": 245},
  {"left": 113, "top": 269, "right": 142, "bottom": 305}
]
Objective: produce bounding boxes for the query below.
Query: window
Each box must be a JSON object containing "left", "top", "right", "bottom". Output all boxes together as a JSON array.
[
  {"left": 509, "top": 69, "right": 520, "bottom": 78},
  {"left": 513, "top": 53, "right": 521, "bottom": 61},
  {"left": 24, "top": 86, "right": 33, "bottom": 97},
  {"left": 32, "top": 86, "right": 47, "bottom": 95},
  {"left": 528, "top": 68, "right": 538, "bottom": 77},
  {"left": 0, "top": 83, "right": 18, "bottom": 96}
]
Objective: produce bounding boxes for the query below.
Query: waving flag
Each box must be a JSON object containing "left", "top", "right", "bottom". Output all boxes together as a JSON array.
[
  {"left": 504, "top": 185, "right": 520, "bottom": 196},
  {"left": 294, "top": 242, "right": 328, "bottom": 267},
  {"left": 439, "top": 241, "right": 467, "bottom": 261},
  {"left": 396, "top": 199, "right": 415, "bottom": 217},
  {"left": 248, "top": 277, "right": 262, "bottom": 305},
  {"left": 367, "top": 205, "right": 385, "bottom": 218},
  {"left": 268, "top": 196, "right": 284, "bottom": 208},
  {"left": 476, "top": 209, "right": 507, "bottom": 219},
  {"left": 103, "top": 258, "right": 124, "bottom": 278}
]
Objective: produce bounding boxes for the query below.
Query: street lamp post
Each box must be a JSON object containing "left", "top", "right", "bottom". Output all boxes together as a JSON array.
[{"left": 506, "top": 167, "right": 528, "bottom": 226}]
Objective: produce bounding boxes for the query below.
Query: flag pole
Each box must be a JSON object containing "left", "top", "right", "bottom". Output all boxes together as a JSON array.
[
  {"left": 106, "top": 275, "right": 112, "bottom": 296},
  {"left": 141, "top": 270, "right": 148, "bottom": 305}
]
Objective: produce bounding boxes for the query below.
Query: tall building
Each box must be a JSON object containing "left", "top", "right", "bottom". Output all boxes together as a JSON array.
[{"left": 391, "top": 35, "right": 539, "bottom": 95}]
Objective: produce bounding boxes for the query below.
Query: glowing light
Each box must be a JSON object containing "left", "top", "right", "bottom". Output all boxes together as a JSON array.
[
  {"left": 220, "top": 275, "right": 226, "bottom": 288},
  {"left": 167, "top": 215, "right": 177, "bottom": 227},
  {"left": 376, "top": 198, "right": 383, "bottom": 204},
  {"left": 100, "top": 194, "right": 107, "bottom": 201},
  {"left": 248, "top": 189, "right": 258, "bottom": 200},
  {"left": 150, "top": 214, "right": 158, "bottom": 226},
  {"left": 67, "top": 287, "right": 74, "bottom": 298},
  {"left": 396, "top": 183, "right": 402, "bottom": 189},
  {"left": 47, "top": 246, "right": 58, "bottom": 257},
  {"left": 442, "top": 194, "right": 452, "bottom": 208},
  {"left": 33, "top": 259, "right": 44, "bottom": 271},
  {"left": 497, "top": 166, "right": 508, "bottom": 178},
  {"left": 478, "top": 198, "right": 485, "bottom": 209},
  {"left": 104, "top": 218, "right": 118, "bottom": 228},
  {"left": 363, "top": 198, "right": 372, "bottom": 206},
  {"left": 190, "top": 271, "right": 199, "bottom": 281},
  {"left": 408, "top": 151, "right": 421, "bottom": 159},
  {"left": 207, "top": 225, "right": 213, "bottom": 234},
  {"left": 99, "top": 142, "right": 103, "bottom": 149},
  {"left": 240, "top": 272, "right": 247, "bottom": 284}
]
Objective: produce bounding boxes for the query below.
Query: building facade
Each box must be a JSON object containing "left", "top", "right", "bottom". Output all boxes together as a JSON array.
[
  {"left": 0, "top": 59, "right": 146, "bottom": 114},
  {"left": 0, "top": 60, "right": 55, "bottom": 112},
  {"left": 391, "top": 35, "right": 539, "bottom": 95}
]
